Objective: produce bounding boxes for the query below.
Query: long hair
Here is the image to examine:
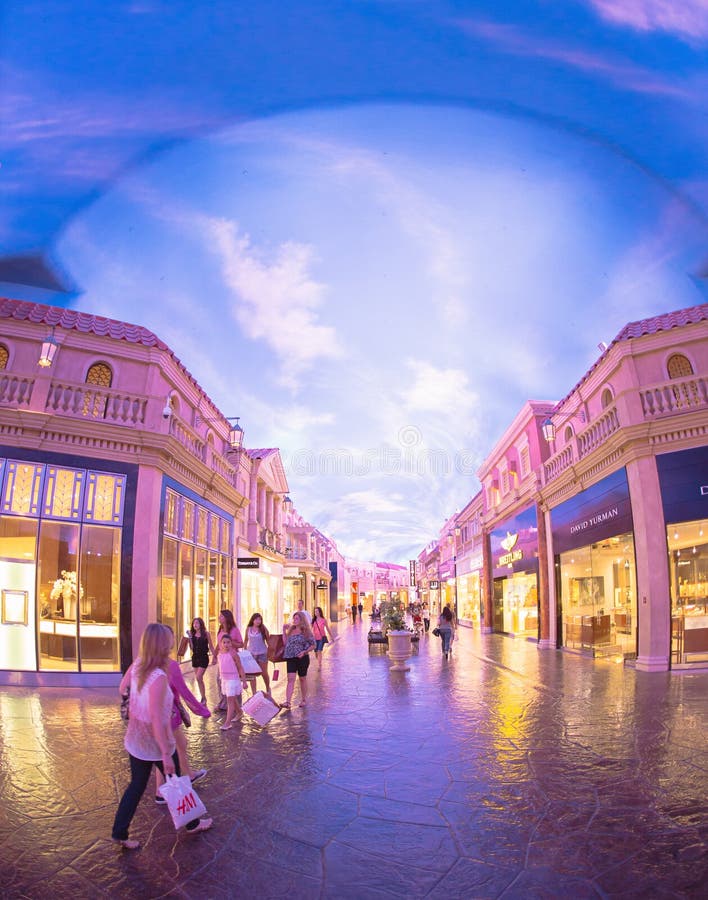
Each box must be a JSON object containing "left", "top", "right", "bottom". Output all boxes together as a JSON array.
[
  {"left": 441, "top": 606, "right": 453, "bottom": 622},
  {"left": 135, "top": 623, "right": 173, "bottom": 691},
  {"left": 190, "top": 617, "right": 206, "bottom": 639},
  {"left": 313, "top": 606, "right": 324, "bottom": 621},
  {"left": 219, "top": 608, "right": 237, "bottom": 634},
  {"left": 246, "top": 612, "right": 270, "bottom": 641},
  {"left": 288, "top": 611, "right": 314, "bottom": 641}
]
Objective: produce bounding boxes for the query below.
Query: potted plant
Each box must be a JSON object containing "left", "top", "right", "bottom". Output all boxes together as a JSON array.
[{"left": 381, "top": 599, "right": 413, "bottom": 672}]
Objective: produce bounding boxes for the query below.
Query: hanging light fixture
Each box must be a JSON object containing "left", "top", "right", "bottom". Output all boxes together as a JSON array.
[
  {"left": 38, "top": 327, "right": 58, "bottom": 368},
  {"left": 228, "top": 417, "right": 244, "bottom": 450}
]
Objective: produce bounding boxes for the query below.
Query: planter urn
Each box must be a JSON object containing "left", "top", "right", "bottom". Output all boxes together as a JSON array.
[{"left": 387, "top": 630, "right": 412, "bottom": 671}]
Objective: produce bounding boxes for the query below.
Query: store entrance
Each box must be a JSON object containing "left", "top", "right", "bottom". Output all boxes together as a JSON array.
[{"left": 493, "top": 572, "right": 538, "bottom": 637}]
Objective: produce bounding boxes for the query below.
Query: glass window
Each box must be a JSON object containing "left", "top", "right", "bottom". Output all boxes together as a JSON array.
[
  {"left": 164, "top": 489, "right": 179, "bottom": 536},
  {"left": 0, "top": 345, "right": 8, "bottom": 369},
  {"left": 160, "top": 537, "right": 178, "bottom": 636},
  {"left": 82, "top": 363, "right": 112, "bottom": 418},
  {"left": 43, "top": 467, "right": 84, "bottom": 520},
  {"left": 558, "top": 532, "right": 636, "bottom": 658},
  {"left": 0, "top": 516, "right": 38, "bottom": 671},
  {"left": 37, "top": 521, "right": 80, "bottom": 670},
  {"left": 208, "top": 551, "right": 219, "bottom": 637},
  {"left": 181, "top": 499, "right": 195, "bottom": 542},
  {"left": 197, "top": 507, "right": 208, "bottom": 547},
  {"left": 601, "top": 388, "right": 614, "bottom": 409},
  {"left": 179, "top": 543, "right": 193, "bottom": 639},
  {"left": 78, "top": 525, "right": 120, "bottom": 671},
  {"left": 2, "top": 461, "right": 44, "bottom": 516},
  {"left": 86, "top": 363, "right": 113, "bottom": 387},
  {"left": 84, "top": 472, "right": 125, "bottom": 523},
  {"left": 666, "top": 520, "right": 708, "bottom": 666},
  {"left": 667, "top": 353, "right": 693, "bottom": 379},
  {"left": 194, "top": 547, "right": 208, "bottom": 624}
]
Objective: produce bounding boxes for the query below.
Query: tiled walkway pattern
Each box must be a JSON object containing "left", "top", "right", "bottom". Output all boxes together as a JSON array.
[{"left": 1, "top": 624, "right": 707, "bottom": 898}]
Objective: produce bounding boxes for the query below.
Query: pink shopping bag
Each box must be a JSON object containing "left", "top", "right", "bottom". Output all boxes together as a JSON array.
[{"left": 158, "top": 774, "right": 207, "bottom": 830}]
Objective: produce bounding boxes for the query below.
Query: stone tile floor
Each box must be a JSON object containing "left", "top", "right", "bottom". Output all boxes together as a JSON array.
[{"left": 1, "top": 623, "right": 707, "bottom": 899}]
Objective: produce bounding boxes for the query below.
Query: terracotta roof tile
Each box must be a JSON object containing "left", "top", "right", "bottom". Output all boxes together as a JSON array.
[{"left": 554, "top": 301, "right": 708, "bottom": 411}]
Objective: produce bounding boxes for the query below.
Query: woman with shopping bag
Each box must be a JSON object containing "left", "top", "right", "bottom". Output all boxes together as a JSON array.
[{"left": 111, "top": 623, "right": 212, "bottom": 849}]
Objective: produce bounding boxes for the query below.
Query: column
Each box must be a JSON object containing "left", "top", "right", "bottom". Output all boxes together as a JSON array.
[
  {"left": 481, "top": 531, "right": 493, "bottom": 633},
  {"left": 537, "top": 503, "right": 555, "bottom": 649},
  {"left": 626, "top": 454, "right": 671, "bottom": 671},
  {"left": 266, "top": 490, "right": 274, "bottom": 533}
]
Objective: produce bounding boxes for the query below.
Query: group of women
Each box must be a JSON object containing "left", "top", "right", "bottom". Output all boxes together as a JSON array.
[{"left": 112, "top": 605, "right": 335, "bottom": 849}]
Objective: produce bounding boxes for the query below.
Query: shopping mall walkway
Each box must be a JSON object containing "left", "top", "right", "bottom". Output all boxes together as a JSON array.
[{"left": 2, "top": 622, "right": 707, "bottom": 899}]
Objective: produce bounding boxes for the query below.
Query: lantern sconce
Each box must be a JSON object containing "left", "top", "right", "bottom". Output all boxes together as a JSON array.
[{"left": 38, "top": 327, "right": 58, "bottom": 368}]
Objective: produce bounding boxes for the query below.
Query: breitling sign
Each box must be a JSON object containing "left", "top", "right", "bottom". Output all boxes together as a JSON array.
[{"left": 498, "top": 532, "right": 523, "bottom": 567}]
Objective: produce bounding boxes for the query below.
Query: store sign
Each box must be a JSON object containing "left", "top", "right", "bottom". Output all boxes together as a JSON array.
[
  {"left": 657, "top": 447, "right": 708, "bottom": 522},
  {"left": 490, "top": 506, "right": 538, "bottom": 577},
  {"left": 429, "top": 580, "right": 440, "bottom": 589},
  {"left": 551, "top": 468, "right": 632, "bottom": 556},
  {"left": 237, "top": 557, "right": 259, "bottom": 569},
  {"left": 409, "top": 560, "right": 416, "bottom": 587}
]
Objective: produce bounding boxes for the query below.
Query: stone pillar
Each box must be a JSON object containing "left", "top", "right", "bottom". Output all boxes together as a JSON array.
[
  {"left": 539, "top": 505, "right": 557, "bottom": 649},
  {"left": 257, "top": 483, "right": 266, "bottom": 526},
  {"left": 248, "top": 476, "right": 258, "bottom": 523},
  {"left": 481, "top": 531, "right": 494, "bottom": 633},
  {"left": 626, "top": 454, "right": 671, "bottom": 671},
  {"left": 536, "top": 501, "right": 554, "bottom": 649}
]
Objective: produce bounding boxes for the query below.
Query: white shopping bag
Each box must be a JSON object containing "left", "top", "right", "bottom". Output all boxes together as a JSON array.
[
  {"left": 158, "top": 774, "right": 207, "bottom": 830},
  {"left": 242, "top": 690, "right": 280, "bottom": 726},
  {"left": 238, "top": 649, "right": 264, "bottom": 675}
]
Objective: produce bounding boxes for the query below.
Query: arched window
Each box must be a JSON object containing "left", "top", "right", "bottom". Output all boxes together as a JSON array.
[
  {"left": 83, "top": 362, "right": 113, "bottom": 417},
  {"left": 601, "top": 388, "right": 613, "bottom": 410},
  {"left": 667, "top": 354, "right": 693, "bottom": 379},
  {"left": 0, "top": 345, "right": 8, "bottom": 370},
  {"left": 86, "top": 362, "right": 113, "bottom": 387},
  {"left": 564, "top": 425, "right": 574, "bottom": 443}
]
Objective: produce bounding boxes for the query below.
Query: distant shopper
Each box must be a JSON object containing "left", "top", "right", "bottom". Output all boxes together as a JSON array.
[
  {"left": 311, "top": 606, "right": 335, "bottom": 669},
  {"left": 351, "top": 601, "right": 358, "bottom": 623},
  {"left": 188, "top": 617, "right": 216, "bottom": 705},
  {"left": 214, "top": 609, "right": 244, "bottom": 712},
  {"left": 296, "top": 598, "right": 312, "bottom": 626},
  {"left": 437, "top": 606, "right": 455, "bottom": 658},
  {"left": 357, "top": 601, "right": 363, "bottom": 618},
  {"left": 112, "top": 623, "right": 212, "bottom": 849},
  {"left": 282, "top": 612, "right": 315, "bottom": 708},
  {"left": 244, "top": 612, "right": 272, "bottom": 697},
  {"left": 217, "top": 633, "right": 248, "bottom": 730},
  {"left": 422, "top": 603, "right": 430, "bottom": 633}
]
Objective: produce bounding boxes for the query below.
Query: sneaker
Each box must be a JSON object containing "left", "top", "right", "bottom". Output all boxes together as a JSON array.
[
  {"left": 190, "top": 768, "right": 207, "bottom": 783},
  {"left": 113, "top": 837, "right": 140, "bottom": 850},
  {"left": 187, "top": 817, "right": 213, "bottom": 834},
  {"left": 155, "top": 794, "right": 167, "bottom": 805}
]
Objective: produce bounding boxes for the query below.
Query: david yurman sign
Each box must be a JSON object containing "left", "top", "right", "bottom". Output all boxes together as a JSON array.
[{"left": 237, "top": 557, "right": 259, "bottom": 569}]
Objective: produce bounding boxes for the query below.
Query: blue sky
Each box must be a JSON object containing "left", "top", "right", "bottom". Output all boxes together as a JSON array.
[{"left": 3, "top": 1, "right": 708, "bottom": 562}]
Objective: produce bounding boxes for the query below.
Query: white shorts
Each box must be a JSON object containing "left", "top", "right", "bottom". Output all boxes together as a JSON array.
[{"left": 222, "top": 679, "right": 242, "bottom": 698}]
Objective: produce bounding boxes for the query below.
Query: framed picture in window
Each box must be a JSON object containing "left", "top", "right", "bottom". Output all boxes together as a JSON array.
[{"left": 2, "top": 589, "right": 29, "bottom": 625}]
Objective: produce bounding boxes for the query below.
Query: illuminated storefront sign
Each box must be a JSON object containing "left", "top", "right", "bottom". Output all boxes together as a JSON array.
[
  {"left": 550, "top": 468, "right": 632, "bottom": 554},
  {"left": 490, "top": 507, "right": 538, "bottom": 578}
]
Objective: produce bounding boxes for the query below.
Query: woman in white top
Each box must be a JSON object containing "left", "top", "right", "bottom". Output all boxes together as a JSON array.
[
  {"left": 243, "top": 612, "right": 272, "bottom": 698},
  {"left": 112, "top": 623, "right": 212, "bottom": 849}
]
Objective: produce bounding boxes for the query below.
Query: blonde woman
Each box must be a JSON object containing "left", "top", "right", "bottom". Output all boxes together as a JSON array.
[
  {"left": 281, "top": 611, "right": 315, "bottom": 709},
  {"left": 112, "top": 623, "right": 212, "bottom": 849}
]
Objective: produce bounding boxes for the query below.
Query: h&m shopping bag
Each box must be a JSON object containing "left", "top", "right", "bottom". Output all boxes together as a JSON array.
[
  {"left": 158, "top": 774, "right": 207, "bottom": 830},
  {"left": 238, "top": 648, "right": 263, "bottom": 675},
  {"left": 242, "top": 690, "right": 280, "bottom": 726}
]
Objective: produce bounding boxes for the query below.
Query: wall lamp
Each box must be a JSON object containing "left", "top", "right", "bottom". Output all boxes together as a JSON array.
[
  {"left": 196, "top": 413, "right": 244, "bottom": 449},
  {"left": 541, "top": 408, "right": 586, "bottom": 443},
  {"left": 38, "top": 327, "right": 58, "bottom": 368}
]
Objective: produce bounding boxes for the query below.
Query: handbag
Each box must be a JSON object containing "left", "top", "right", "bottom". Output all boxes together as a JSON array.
[
  {"left": 432, "top": 627, "right": 441, "bottom": 637},
  {"left": 177, "top": 635, "right": 190, "bottom": 658},
  {"left": 267, "top": 633, "right": 285, "bottom": 663},
  {"left": 242, "top": 690, "right": 281, "bottom": 726},
  {"left": 120, "top": 687, "right": 130, "bottom": 721},
  {"left": 157, "top": 774, "right": 207, "bottom": 830},
  {"left": 175, "top": 696, "right": 191, "bottom": 727}
]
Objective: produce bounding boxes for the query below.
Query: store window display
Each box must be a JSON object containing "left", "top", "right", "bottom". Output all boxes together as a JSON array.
[{"left": 667, "top": 520, "right": 708, "bottom": 665}]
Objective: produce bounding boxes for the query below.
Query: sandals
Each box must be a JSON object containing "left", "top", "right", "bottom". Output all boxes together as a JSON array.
[
  {"left": 280, "top": 702, "right": 291, "bottom": 709},
  {"left": 220, "top": 723, "right": 233, "bottom": 731},
  {"left": 113, "top": 838, "right": 140, "bottom": 850}
]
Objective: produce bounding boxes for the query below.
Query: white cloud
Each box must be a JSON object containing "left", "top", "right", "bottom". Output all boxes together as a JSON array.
[
  {"left": 400, "top": 359, "right": 479, "bottom": 417},
  {"left": 203, "top": 217, "right": 344, "bottom": 390},
  {"left": 587, "top": 0, "right": 708, "bottom": 42}
]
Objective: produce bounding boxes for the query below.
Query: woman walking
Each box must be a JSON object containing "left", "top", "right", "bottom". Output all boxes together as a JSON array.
[
  {"left": 188, "top": 617, "right": 216, "bottom": 705},
  {"left": 214, "top": 609, "right": 243, "bottom": 712},
  {"left": 437, "top": 605, "right": 455, "bottom": 658},
  {"left": 154, "top": 657, "right": 210, "bottom": 804},
  {"left": 243, "top": 612, "right": 272, "bottom": 697},
  {"left": 112, "top": 623, "right": 212, "bottom": 849},
  {"left": 311, "top": 606, "right": 334, "bottom": 669},
  {"left": 281, "top": 612, "right": 315, "bottom": 709}
]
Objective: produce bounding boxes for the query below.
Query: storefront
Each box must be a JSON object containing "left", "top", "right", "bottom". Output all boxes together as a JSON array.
[
  {"left": 490, "top": 506, "right": 539, "bottom": 637},
  {"left": 550, "top": 468, "right": 637, "bottom": 658},
  {"left": 238, "top": 556, "right": 282, "bottom": 633},
  {"left": 159, "top": 482, "right": 233, "bottom": 645},
  {"left": 0, "top": 451, "right": 136, "bottom": 681},
  {"left": 657, "top": 446, "right": 708, "bottom": 667},
  {"left": 456, "top": 552, "right": 482, "bottom": 628}
]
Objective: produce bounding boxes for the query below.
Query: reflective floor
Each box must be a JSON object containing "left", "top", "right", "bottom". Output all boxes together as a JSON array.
[{"left": 1, "top": 623, "right": 707, "bottom": 898}]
